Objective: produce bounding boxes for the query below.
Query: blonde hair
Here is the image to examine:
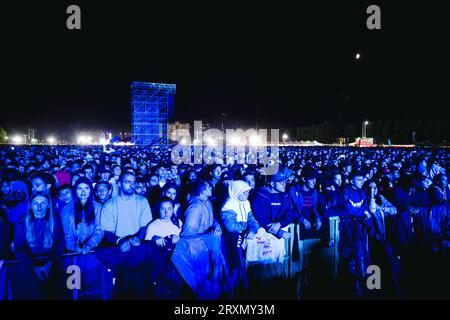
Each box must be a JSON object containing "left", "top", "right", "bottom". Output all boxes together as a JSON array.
[{"left": 26, "top": 192, "right": 54, "bottom": 249}]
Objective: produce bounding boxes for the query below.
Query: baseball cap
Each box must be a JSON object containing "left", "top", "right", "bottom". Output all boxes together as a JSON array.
[
  {"left": 268, "top": 171, "right": 289, "bottom": 183},
  {"left": 221, "top": 171, "right": 233, "bottom": 180}
]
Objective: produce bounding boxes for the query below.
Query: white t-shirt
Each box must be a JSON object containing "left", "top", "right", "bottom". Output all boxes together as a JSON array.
[
  {"left": 110, "top": 178, "right": 119, "bottom": 197},
  {"left": 101, "top": 194, "right": 152, "bottom": 238},
  {"left": 145, "top": 219, "right": 182, "bottom": 241}
]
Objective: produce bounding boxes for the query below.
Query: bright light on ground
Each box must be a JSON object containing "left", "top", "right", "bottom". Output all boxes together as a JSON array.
[
  {"left": 47, "top": 137, "right": 56, "bottom": 144},
  {"left": 228, "top": 135, "right": 244, "bottom": 146},
  {"left": 77, "top": 135, "right": 93, "bottom": 145},
  {"left": 12, "top": 136, "right": 24, "bottom": 144},
  {"left": 205, "top": 136, "right": 217, "bottom": 146},
  {"left": 249, "top": 135, "right": 262, "bottom": 146}
]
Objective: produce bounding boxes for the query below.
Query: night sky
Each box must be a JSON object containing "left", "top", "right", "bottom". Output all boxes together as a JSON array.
[{"left": 1, "top": 1, "right": 447, "bottom": 138}]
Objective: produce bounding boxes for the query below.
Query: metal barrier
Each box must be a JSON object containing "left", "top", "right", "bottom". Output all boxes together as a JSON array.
[
  {"left": 284, "top": 216, "right": 340, "bottom": 278},
  {"left": 0, "top": 251, "right": 113, "bottom": 300},
  {"left": 1, "top": 217, "right": 340, "bottom": 300}
]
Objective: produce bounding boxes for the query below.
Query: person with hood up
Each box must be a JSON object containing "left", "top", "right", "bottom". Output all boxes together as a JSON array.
[
  {"left": 170, "top": 179, "right": 225, "bottom": 299},
  {"left": 220, "top": 180, "right": 260, "bottom": 298}
]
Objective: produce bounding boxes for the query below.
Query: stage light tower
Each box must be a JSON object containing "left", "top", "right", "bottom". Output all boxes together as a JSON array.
[{"left": 362, "top": 121, "right": 369, "bottom": 138}]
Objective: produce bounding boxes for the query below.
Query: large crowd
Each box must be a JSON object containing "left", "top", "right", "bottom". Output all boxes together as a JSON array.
[{"left": 1, "top": 144, "right": 450, "bottom": 300}]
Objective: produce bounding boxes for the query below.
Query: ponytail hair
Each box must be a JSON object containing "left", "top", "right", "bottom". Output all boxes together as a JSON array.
[{"left": 157, "top": 197, "right": 180, "bottom": 229}]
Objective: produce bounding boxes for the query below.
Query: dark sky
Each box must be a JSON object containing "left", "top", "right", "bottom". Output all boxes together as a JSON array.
[{"left": 1, "top": 1, "right": 447, "bottom": 138}]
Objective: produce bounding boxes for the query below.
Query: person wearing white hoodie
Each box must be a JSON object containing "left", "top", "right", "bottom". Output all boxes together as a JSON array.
[{"left": 220, "top": 180, "right": 260, "bottom": 298}]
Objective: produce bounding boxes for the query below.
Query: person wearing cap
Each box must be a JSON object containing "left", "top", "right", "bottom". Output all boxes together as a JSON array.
[
  {"left": 221, "top": 171, "right": 234, "bottom": 186},
  {"left": 251, "top": 170, "right": 293, "bottom": 241},
  {"left": 220, "top": 180, "right": 260, "bottom": 298},
  {"left": 249, "top": 170, "right": 293, "bottom": 298}
]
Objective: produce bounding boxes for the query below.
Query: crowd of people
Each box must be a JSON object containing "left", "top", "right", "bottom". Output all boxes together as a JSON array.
[{"left": 1, "top": 144, "right": 450, "bottom": 300}]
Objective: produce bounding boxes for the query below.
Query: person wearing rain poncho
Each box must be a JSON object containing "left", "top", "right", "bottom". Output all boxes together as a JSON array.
[
  {"left": 170, "top": 180, "right": 225, "bottom": 299},
  {"left": 220, "top": 180, "right": 260, "bottom": 299}
]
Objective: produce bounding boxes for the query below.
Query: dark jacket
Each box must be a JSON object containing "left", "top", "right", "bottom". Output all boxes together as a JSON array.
[
  {"left": 250, "top": 186, "right": 294, "bottom": 238},
  {"left": 387, "top": 186, "right": 414, "bottom": 246},
  {"left": 13, "top": 214, "right": 65, "bottom": 267},
  {"left": 339, "top": 185, "right": 372, "bottom": 282},
  {"left": 0, "top": 216, "right": 10, "bottom": 259},
  {"left": 411, "top": 187, "right": 433, "bottom": 247},
  {"left": 322, "top": 189, "right": 347, "bottom": 217},
  {"left": 288, "top": 183, "right": 322, "bottom": 223},
  {"left": 342, "top": 185, "right": 370, "bottom": 220}
]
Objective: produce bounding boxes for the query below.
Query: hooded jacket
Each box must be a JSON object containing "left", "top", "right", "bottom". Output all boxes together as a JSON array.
[
  {"left": 220, "top": 181, "right": 259, "bottom": 234},
  {"left": 181, "top": 196, "right": 221, "bottom": 237}
]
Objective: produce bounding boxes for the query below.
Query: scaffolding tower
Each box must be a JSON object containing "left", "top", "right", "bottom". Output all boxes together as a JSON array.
[{"left": 131, "top": 82, "right": 176, "bottom": 146}]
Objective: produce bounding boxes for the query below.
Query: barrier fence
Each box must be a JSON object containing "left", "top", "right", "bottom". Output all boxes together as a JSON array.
[{"left": 0, "top": 217, "right": 340, "bottom": 300}]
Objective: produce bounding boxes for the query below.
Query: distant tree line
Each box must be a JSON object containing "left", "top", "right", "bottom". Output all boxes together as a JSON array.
[
  {"left": 293, "top": 118, "right": 450, "bottom": 145},
  {"left": 0, "top": 127, "right": 7, "bottom": 143}
]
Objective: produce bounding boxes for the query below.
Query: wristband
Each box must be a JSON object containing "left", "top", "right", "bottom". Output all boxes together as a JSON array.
[{"left": 116, "top": 237, "right": 123, "bottom": 246}]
